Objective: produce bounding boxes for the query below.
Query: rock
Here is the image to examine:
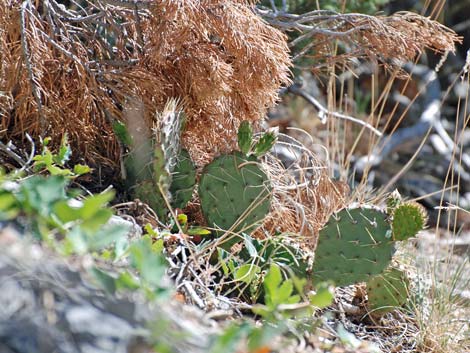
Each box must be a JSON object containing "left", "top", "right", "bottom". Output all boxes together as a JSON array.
[{"left": 0, "top": 228, "right": 215, "bottom": 353}]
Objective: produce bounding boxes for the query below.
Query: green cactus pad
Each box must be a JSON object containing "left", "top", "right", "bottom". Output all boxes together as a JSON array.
[
  {"left": 312, "top": 208, "right": 394, "bottom": 287},
  {"left": 253, "top": 131, "right": 277, "bottom": 157},
  {"left": 392, "top": 202, "right": 427, "bottom": 241},
  {"left": 238, "top": 121, "right": 253, "bottom": 155},
  {"left": 170, "top": 149, "right": 196, "bottom": 209},
  {"left": 367, "top": 267, "right": 409, "bottom": 315},
  {"left": 199, "top": 151, "right": 272, "bottom": 249}
]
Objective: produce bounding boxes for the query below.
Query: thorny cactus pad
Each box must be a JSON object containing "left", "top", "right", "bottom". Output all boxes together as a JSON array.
[
  {"left": 169, "top": 149, "right": 196, "bottom": 210},
  {"left": 392, "top": 202, "right": 427, "bottom": 241},
  {"left": 312, "top": 208, "right": 394, "bottom": 287},
  {"left": 238, "top": 121, "right": 253, "bottom": 156},
  {"left": 366, "top": 267, "right": 409, "bottom": 316},
  {"left": 199, "top": 151, "right": 272, "bottom": 250}
]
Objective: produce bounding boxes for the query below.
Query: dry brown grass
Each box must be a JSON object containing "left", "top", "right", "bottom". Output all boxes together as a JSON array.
[
  {"left": 260, "top": 8, "right": 461, "bottom": 75},
  {"left": 0, "top": 0, "right": 290, "bottom": 171}
]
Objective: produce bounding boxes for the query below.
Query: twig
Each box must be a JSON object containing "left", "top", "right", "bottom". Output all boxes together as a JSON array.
[
  {"left": 0, "top": 141, "right": 27, "bottom": 167},
  {"left": 183, "top": 281, "right": 205, "bottom": 309},
  {"left": 19, "top": 133, "right": 36, "bottom": 172},
  {"left": 286, "top": 83, "right": 383, "bottom": 136}
]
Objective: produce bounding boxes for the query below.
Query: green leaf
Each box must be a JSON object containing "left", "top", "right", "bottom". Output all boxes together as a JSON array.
[
  {"left": 264, "top": 263, "right": 282, "bottom": 300},
  {"left": 234, "top": 264, "right": 261, "bottom": 284},
  {"left": 0, "top": 192, "right": 19, "bottom": 220},
  {"left": 278, "top": 280, "right": 295, "bottom": 303},
  {"left": 187, "top": 227, "right": 211, "bottom": 236},
  {"left": 152, "top": 238, "right": 164, "bottom": 253},
  {"left": 53, "top": 200, "right": 81, "bottom": 223},
  {"left": 88, "top": 224, "right": 129, "bottom": 251},
  {"left": 209, "top": 322, "right": 250, "bottom": 353},
  {"left": 130, "top": 239, "right": 167, "bottom": 287},
  {"left": 243, "top": 233, "right": 258, "bottom": 259},
  {"left": 43, "top": 136, "right": 52, "bottom": 146},
  {"left": 116, "top": 271, "right": 140, "bottom": 290},
  {"left": 81, "top": 191, "right": 115, "bottom": 220},
  {"left": 308, "top": 282, "right": 334, "bottom": 309},
  {"left": 46, "top": 165, "right": 73, "bottom": 176},
  {"left": 20, "top": 176, "right": 68, "bottom": 213},
  {"left": 81, "top": 209, "right": 113, "bottom": 232},
  {"left": 73, "top": 164, "right": 92, "bottom": 175},
  {"left": 91, "top": 267, "right": 116, "bottom": 294},
  {"left": 144, "top": 223, "right": 158, "bottom": 237},
  {"left": 177, "top": 213, "right": 188, "bottom": 228},
  {"left": 53, "top": 134, "right": 72, "bottom": 165},
  {"left": 65, "top": 227, "right": 88, "bottom": 254}
]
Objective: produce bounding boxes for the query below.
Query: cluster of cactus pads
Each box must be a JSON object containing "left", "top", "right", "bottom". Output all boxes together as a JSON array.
[
  {"left": 115, "top": 108, "right": 426, "bottom": 315},
  {"left": 243, "top": 196, "right": 425, "bottom": 315},
  {"left": 116, "top": 114, "right": 275, "bottom": 250}
]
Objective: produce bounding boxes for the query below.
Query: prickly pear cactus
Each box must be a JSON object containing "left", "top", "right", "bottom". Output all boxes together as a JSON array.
[
  {"left": 312, "top": 207, "right": 394, "bottom": 287},
  {"left": 113, "top": 99, "right": 185, "bottom": 221},
  {"left": 392, "top": 202, "right": 427, "bottom": 241},
  {"left": 199, "top": 121, "right": 276, "bottom": 250},
  {"left": 199, "top": 151, "right": 272, "bottom": 249},
  {"left": 366, "top": 267, "right": 409, "bottom": 315},
  {"left": 170, "top": 149, "right": 196, "bottom": 209}
]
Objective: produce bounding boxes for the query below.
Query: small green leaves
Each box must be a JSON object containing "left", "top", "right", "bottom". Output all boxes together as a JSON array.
[
  {"left": 238, "top": 120, "right": 253, "bottom": 155},
  {"left": 32, "top": 135, "right": 91, "bottom": 178}
]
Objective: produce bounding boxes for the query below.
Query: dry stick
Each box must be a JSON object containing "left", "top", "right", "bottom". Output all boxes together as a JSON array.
[
  {"left": 0, "top": 141, "right": 27, "bottom": 167},
  {"left": 20, "top": 1, "right": 45, "bottom": 131},
  {"left": 355, "top": 64, "right": 442, "bottom": 175},
  {"left": 286, "top": 83, "right": 383, "bottom": 136},
  {"left": 99, "top": 0, "right": 150, "bottom": 10}
]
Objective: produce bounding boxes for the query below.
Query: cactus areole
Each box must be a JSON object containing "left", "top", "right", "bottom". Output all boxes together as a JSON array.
[
  {"left": 312, "top": 208, "right": 394, "bottom": 287},
  {"left": 199, "top": 151, "right": 272, "bottom": 249}
]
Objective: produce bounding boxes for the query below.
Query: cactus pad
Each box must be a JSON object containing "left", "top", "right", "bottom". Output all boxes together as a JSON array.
[
  {"left": 392, "top": 202, "right": 427, "bottom": 241},
  {"left": 199, "top": 151, "right": 272, "bottom": 249},
  {"left": 367, "top": 267, "right": 409, "bottom": 315},
  {"left": 170, "top": 149, "right": 196, "bottom": 209},
  {"left": 238, "top": 121, "right": 253, "bottom": 155},
  {"left": 312, "top": 207, "right": 394, "bottom": 287}
]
